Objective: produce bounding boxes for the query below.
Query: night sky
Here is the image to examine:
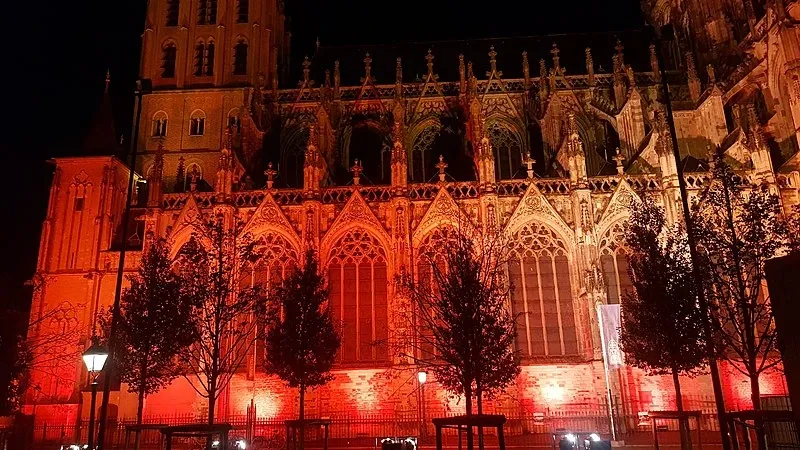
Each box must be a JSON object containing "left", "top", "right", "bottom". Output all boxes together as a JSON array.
[{"left": 0, "top": 0, "right": 643, "bottom": 310}]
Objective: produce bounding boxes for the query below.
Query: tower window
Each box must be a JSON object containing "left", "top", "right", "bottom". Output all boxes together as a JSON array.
[
  {"left": 198, "top": 0, "right": 217, "bottom": 25},
  {"left": 166, "top": 0, "right": 179, "bottom": 26},
  {"left": 152, "top": 111, "right": 168, "bottom": 137},
  {"left": 237, "top": 0, "right": 249, "bottom": 23},
  {"left": 190, "top": 110, "right": 206, "bottom": 136},
  {"left": 228, "top": 109, "right": 241, "bottom": 132},
  {"left": 194, "top": 40, "right": 215, "bottom": 77},
  {"left": 161, "top": 43, "right": 177, "bottom": 78},
  {"left": 233, "top": 39, "right": 248, "bottom": 75}
]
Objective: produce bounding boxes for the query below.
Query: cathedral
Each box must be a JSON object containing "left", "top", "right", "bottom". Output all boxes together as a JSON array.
[{"left": 24, "top": 0, "right": 800, "bottom": 436}]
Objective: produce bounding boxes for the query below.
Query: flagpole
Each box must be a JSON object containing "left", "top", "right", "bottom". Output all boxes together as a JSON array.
[{"left": 597, "top": 303, "right": 618, "bottom": 442}]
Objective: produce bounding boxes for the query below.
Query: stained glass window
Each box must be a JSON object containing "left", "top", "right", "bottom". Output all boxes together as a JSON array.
[{"left": 488, "top": 122, "right": 524, "bottom": 180}]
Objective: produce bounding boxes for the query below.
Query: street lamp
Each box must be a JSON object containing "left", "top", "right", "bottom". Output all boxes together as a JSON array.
[
  {"left": 82, "top": 339, "right": 108, "bottom": 450},
  {"left": 417, "top": 371, "right": 427, "bottom": 439}
]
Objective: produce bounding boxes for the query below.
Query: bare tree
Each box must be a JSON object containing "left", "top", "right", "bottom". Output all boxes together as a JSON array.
[
  {"left": 176, "top": 212, "right": 269, "bottom": 425},
  {"left": 693, "top": 157, "right": 789, "bottom": 410},
  {"left": 398, "top": 227, "right": 519, "bottom": 450}
]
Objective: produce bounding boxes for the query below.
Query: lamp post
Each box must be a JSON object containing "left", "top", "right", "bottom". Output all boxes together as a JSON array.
[
  {"left": 96, "top": 78, "right": 152, "bottom": 450},
  {"left": 417, "top": 371, "right": 427, "bottom": 439},
  {"left": 82, "top": 339, "right": 109, "bottom": 450}
]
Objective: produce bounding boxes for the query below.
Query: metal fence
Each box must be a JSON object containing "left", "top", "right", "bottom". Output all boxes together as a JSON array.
[{"left": 23, "top": 395, "right": 742, "bottom": 450}]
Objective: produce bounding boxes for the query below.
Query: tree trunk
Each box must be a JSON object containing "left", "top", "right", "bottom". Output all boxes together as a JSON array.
[
  {"left": 299, "top": 383, "right": 306, "bottom": 450},
  {"left": 465, "top": 385, "right": 474, "bottom": 450},
  {"left": 750, "top": 372, "right": 768, "bottom": 450},
  {"left": 206, "top": 377, "right": 217, "bottom": 450},
  {"left": 134, "top": 360, "right": 148, "bottom": 450},
  {"left": 672, "top": 368, "right": 691, "bottom": 450},
  {"left": 476, "top": 384, "right": 484, "bottom": 450}
]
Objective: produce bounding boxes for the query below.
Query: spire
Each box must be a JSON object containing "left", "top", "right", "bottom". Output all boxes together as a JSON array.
[
  {"left": 522, "top": 51, "right": 531, "bottom": 89},
  {"left": 551, "top": 43, "right": 561, "bottom": 73},
  {"left": 707, "top": 64, "right": 717, "bottom": 88},
  {"left": 83, "top": 70, "right": 120, "bottom": 155},
  {"left": 487, "top": 46, "right": 500, "bottom": 76},
  {"left": 334, "top": 60, "right": 341, "bottom": 99},
  {"left": 436, "top": 155, "right": 449, "bottom": 183},
  {"left": 395, "top": 57, "right": 404, "bottom": 99},
  {"left": 687, "top": 53, "right": 701, "bottom": 102},
  {"left": 585, "top": 48, "right": 595, "bottom": 87},
  {"left": 426, "top": 49, "right": 435, "bottom": 78},
  {"left": 650, "top": 44, "right": 661, "bottom": 82},
  {"left": 301, "top": 56, "right": 311, "bottom": 85},
  {"left": 459, "top": 54, "right": 466, "bottom": 93},
  {"left": 615, "top": 39, "right": 625, "bottom": 68},
  {"left": 362, "top": 53, "right": 373, "bottom": 83}
]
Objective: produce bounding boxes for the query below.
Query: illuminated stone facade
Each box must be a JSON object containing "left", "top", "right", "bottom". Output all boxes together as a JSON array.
[{"left": 24, "top": 0, "right": 800, "bottom": 429}]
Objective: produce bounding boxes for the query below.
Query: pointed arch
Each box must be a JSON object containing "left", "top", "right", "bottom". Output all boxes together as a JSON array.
[
  {"left": 502, "top": 182, "right": 574, "bottom": 246},
  {"left": 598, "top": 221, "right": 633, "bottom": 305},
  {"left": 594, "top": 179, "right": 641, "bottom": 243},
  {"left": 326, "top": 227, "right": 390, "bottom": 363},
  {"left": 320, "top": 191, "right": 392, "bottom": 265},
  {"left": 240, "top": 192, "right": 303, "bottom": 254},
  {"left": 412, "top": 188, "right": 476, "bottom": 248},
  {"left": 486, "top": 118, "right": 526, "bottom": 180},
  {"left": 406, "top": 118, "right": 441, "bottom": 183}
]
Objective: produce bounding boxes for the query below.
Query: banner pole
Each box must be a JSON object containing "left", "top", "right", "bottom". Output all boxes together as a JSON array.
[{"left": 597, "top": 303, "right": 618, "bottom": 441}]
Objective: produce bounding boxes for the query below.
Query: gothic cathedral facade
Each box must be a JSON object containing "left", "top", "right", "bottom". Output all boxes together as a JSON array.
[{"left": 25, "top": 0, "right": 800, "bottom": 427}]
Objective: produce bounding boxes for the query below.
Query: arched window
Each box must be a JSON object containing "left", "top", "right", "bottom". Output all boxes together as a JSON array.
[
  {"left": 237, "top": 0, "right": 249, "bottom": 23},
  {"left": 161, "top": 43, "right": 177, "bottom": 78},
  {"left": 165, "top": 0, "right": 180, "bottom": 26},
  {"left": 239, "top": 233, "right": 298, "bottom": 372},
  {"left": 599, "top": 223, "right": 633, "bottom": 305},
  {"left": 194, "top": 40, "right": 215, "bottom": 77},
  {"left": 416, "top": 227, "right": 461, "bottom": 359},
  {"left": 152, "top": 111, "right": 168, "bottom": 137},
  {"left": 228, "top": 108, "right": 241, "bottom": 133},
  {"left": 198, "top": 0, "right": 217, "bottom": 25},
  {"left": 189, "top": 110, "right": 206, "bottom": 136},
  {"left": 327, "top": 229, "right": 389, "bottom": 364},
  {"left": 507, "top": 222, "right": 578, "bottom": 357},
  {"left": 347, "top": 119, "right": 391, "bottom": 184},
  {"left": 233, "top": 39, "right": 248, "bottom": 75},
  {"left": 410, "top": 126, "right": 440, "bottom": 182},
  {"left": 281, "top": 126, "right": 308, "bottom": 188},
  {"left": 488, "top": 122, "right": 524, "bottom": 180}
]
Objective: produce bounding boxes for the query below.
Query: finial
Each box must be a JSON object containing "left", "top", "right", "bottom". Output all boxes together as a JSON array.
[
  {"left": 567, "top": 113, "right": 578, "bottom": 136},
  {"left": 539, "top": 59, "right": 548, "bottom": 96},
  {"left": 315, "top": 37, "right": 320, "bottom": 52},
  {"left": 324, "top": 69, "right": 331, "bottom": 87},
  {"left": 707, "top": 64, "right": 716, "bottom": 86},
  {"left": 615, "top": 38, "right": 625, "bottom": 66},
  {"left": 188, "top": 165, "right": 201, "bottom": 192},
  {"left": 396, "top": 57, "right": 403, "bottom": 83},
  {"left": 436, "top": 155, "right": 448, "bottom": 182},
  {"left": 687, "top": 53, "right": 701, "bottom": 102},
  {"left": 350, "top": 159, "right": 364, "bottom": 185},
  {"left": 334, "top": 60, "right": 341, "bottom": 98},
  {"left": 426, "top": 49, "right": 434, "bottom": 76},
  {"left": 459, "top": 54, "right": 466, "bottom": 90},
  {"left": 302, "top": 56, "right": 311, "bottom": 83},
  {"left": 585, "top": 48, "right": 595, "bottom": 86},
  {"left": 706, "top": 146, "right": 717, "bottom": 170},
  {"left": 522, "top": 151, "right": 537, "bottom": 179},
  {"left": 649, "top": 44, "right": 661, "bottom": 82},
  {"left": 550, "top": 43, "right": 561, "bottom": 71},
  {"left": 626, "top": 65, "right": 636, "bottom": 88},
  {"left": 363, "top": 53, "right": 372, "bottom": 82},
  {"left": 488, "top": 46, "right": 498, "bottom": 73},
  {"left": 613, "top": 148, "right": 626, "bottom": 175},
  {"left": 105, "top": 69, "right": 111, "bottom": 94},
  {"left": 522, "top": 51, "right": 530, "bottom": 88},
  {"left": 264, "top": 162, "right": 278, "bottom": 189}
]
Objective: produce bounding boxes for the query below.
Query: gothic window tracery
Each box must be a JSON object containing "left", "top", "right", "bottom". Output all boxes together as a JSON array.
[
  {"left": 415, "top": 226, "right": 460, "bottom": 359},
  {"left": 327, "top": 229, "right": 389, "bottom": 364},
  {"left": 410, "top": 126, "right": 440, "bottom": 183},
  {"left": 488, "top": 122, "right": 524, "bottom": 180},
  {"left": 161, "top": 42, "right": 177, "bottom": 78},
  {"left": 599, "top": 222, "right": 633, "bottom": 305},
  {"left": 233, "top": 39, "right": 248, "bottom": 76},
  {"left": 507, "top": 222, "right": 578, "bottom": 357},
  {"left": 280, "top": 126, "right": 309, "bottom": 188}
]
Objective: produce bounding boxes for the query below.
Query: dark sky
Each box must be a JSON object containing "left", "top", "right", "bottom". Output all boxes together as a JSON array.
[{"left": 0, "top": 0, "right": 643, "bottom": 306}]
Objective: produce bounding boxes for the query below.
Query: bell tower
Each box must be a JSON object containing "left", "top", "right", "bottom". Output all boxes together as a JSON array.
[
  {"left": 134, "top": 0, "right": 288, "bottom": 197},
  {"left": 140, "top": 0, "right": 287, "bottom": 89}
]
